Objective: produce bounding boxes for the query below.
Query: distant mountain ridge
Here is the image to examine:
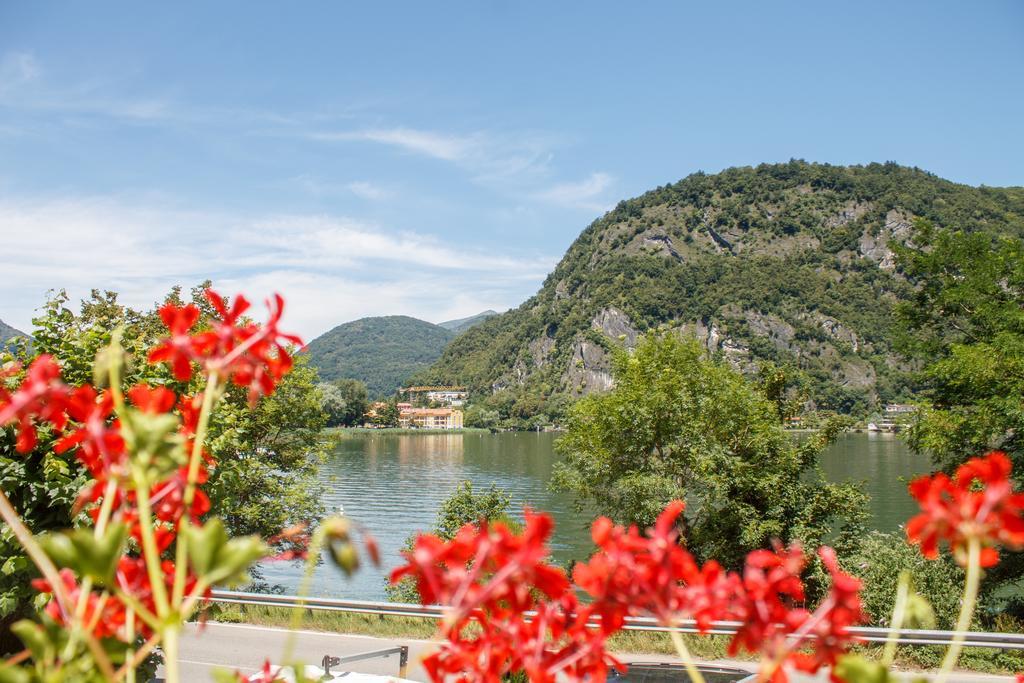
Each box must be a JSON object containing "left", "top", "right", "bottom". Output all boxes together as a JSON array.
[
  {"left": 439, "top": 310, "right": 499, "bottom": 334},
  {"left": 304, "top": 310, "right": 496, "bottom": 397},
  {"left": 414, "top": 161, "right": 1024, "bottom": 419},
  {"left": 0, "top": 319, "right": 27, "bottom": 345}
]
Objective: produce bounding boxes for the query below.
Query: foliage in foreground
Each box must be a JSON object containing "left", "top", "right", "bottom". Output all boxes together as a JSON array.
[
  {"left": 0, "top": 290, "right": 377, "bottom": 683},
  {"left": 388, "top": 450, "right": 1024, "bottom": 683},
  {"left": 0, "top": 288, "right": 329, "bottom": 655}
]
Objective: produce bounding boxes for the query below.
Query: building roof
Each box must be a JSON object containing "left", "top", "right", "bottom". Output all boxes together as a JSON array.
[
  {"left": 400, "top": 407, "right": 461, "bottom": 416},
  {"left": 400, "top": 386, "right": 467, "bottom": 393}
]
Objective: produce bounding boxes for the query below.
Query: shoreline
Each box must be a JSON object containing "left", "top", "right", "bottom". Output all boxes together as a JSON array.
[{"left": 326, "top": 426, "right": 492, "bottom": 435}]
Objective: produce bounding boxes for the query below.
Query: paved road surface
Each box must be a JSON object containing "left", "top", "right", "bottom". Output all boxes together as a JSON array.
[{"left": 161, "top": 622, "right": 1017, "bottom": 682}]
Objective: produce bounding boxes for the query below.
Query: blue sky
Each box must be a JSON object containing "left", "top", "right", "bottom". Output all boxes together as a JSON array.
[{"left": 1, "top": 2, "right": 1021, "bottom": 339}]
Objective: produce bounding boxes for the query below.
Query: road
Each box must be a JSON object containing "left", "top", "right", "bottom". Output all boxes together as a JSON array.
[{"left": 161, "top": 622, "right": 1018, "bottom": 682}]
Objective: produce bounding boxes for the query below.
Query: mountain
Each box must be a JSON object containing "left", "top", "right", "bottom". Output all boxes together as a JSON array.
[
  {"left": 0, "top": 319, "right": 27, "bottom": 346},
  {"left": 305, "top": 316, "right": 455, "bottom": 397},
  {"left": 415, "top": 161, "right": 1024, "bottom": 419},
  {"left": 438, "top": 310, "right": 499, "bottom": 334}
]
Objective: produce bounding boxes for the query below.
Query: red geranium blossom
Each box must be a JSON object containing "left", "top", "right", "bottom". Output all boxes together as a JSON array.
[
  {"left": 147, "top": 303, "right": 202, "bottom": 382},
  {"left": 907, "top": 451, "right": 1024, "bottom": 567},
  {"left": 32, "top": 568, "right": 127, "bottom": 640},
  {"left": 148, "top": 290, "right": 302, "bottom": 403},
  {"left": 573, "top": 501, "right": 737, "bottom": 632},
  {"left": 391, "top": 510, "right": 619, "bottom": 682},
  {"left": 786, "top": 547, "right": 865, "bottom": 681},
  {"left": 54, "top": 385, "right": 126, "bottom": 480},
  {"left": 0, "top": 355, "right": 70, "bottom": 452}
]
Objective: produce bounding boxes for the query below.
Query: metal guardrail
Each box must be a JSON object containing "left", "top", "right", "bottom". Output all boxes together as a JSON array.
[
  {"left": 321, "top": 646, "right": 409, "bottom": 678},
  {"left": 209, "top": 590, "right": 1024, "bottom": 651}
]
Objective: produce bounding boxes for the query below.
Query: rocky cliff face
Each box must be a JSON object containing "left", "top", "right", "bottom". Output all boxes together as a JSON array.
[{"left": 416, "top": 161, "right": 1024, "bottom": 417}]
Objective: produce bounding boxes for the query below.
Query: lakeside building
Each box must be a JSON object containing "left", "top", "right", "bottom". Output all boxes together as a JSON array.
[
  {"left": 884, "top": 403, "right": 917, "bottom": 416},
  {"left": 400, "top": 386, "right": 468, "bottom": 407},
  {"left": 398, "top": 407, "right": 465, "bottom": 430}
]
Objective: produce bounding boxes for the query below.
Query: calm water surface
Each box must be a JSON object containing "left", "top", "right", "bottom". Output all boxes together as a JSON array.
[{"left": 258, "top": 431, "right": 931, "bottom": 600}]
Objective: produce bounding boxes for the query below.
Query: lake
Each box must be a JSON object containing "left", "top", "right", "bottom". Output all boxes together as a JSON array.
[{"left": 257, "top": 431, "right": 932, "bottom": 601}]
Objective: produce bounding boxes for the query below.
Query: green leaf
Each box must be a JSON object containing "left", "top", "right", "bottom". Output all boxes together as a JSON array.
[
  {"left": 11, "top": 620, "right": 53, "bottom": 665},
  {"left": 905, "top": 591, "right": 936, "bottom": 630},
  {"left": 37, "top": 523, "right": 127, "bottom": 585},
  {"left": 833, "top": 654, "right": 896, "bottom": 683},
  {"left": 185, "top": 518, "right": 268, "bottom": 586},
  {"left": 0, "top": 663, "right": 30, "bottom": 683}
]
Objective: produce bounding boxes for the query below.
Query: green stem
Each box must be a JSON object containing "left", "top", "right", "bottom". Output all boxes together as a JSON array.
[
  {"left": 172, "top": 371, "right": 220, "bottom": 607},
  {"left": 132, "top": 470, "right": 170, "bottom": 616},
  {"left": 163, "top": 624, "right": 180, "bottom": 683},
  {"left": 282, "top": 527, "right": 327, "bottom": 666},
  {"left": 668, "top": 623, "right": 706, "bottom": 683},
  {"left": 125, "top": 607, "right": 136, "bottom": 683},
  {"left": 881, "top": 571, "right": 911, "bottom": 667},
  {"left": 62, "top": 478, "right": 121, "bottom": 658},
  {"left": 936, "top": 537, "right": 982, "bottom": 683},
  {"left": 0, "top": 486, "right": 74, "bottom": 611}
]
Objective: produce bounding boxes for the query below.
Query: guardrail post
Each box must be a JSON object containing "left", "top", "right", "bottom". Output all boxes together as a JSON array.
[{"left": 399, "top": 645, "right": 409, "bottom": 677}]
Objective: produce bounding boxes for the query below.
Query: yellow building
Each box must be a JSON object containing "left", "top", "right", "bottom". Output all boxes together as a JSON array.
[{"left": 398, "top": 407, "right": 464, "bottom": 429}]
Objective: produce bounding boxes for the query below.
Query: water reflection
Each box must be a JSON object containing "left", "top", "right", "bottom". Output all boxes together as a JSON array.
[{"left": 258, "top": 431, "right": 932, "bottom": 600}]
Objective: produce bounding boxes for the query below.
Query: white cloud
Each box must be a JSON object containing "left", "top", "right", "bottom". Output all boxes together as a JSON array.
[
  {"left": 311, "top": 127, "right": 474, "bottom": 162},
  {"left": 346, "top": 181, "right": 391, "bottom": 201},
  {"left": 0, "top": 53, "right": 40, "bottom": 94},
  {"left": 309, "top": 126, "right": 557, "bottom": 186},
  {"left": 0, "top": 196, "right": 553, "bottom": 340},
  {"left": 534, "top": 172, "right": 614, "bottom": 212}
]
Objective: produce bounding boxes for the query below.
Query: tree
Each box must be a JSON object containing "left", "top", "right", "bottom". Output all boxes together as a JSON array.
[
  {"left": 371, "top": 399, "right": 400, "bottom": 428},
  {"left": 387, "top": 481, "right": 514, "bottom": 602},
  {"left": 551, "top": 332, "right": 866, "bottom": 571},
  {"left": 895, "top": 220, "right": 1024, "bottom": 616},
  {"left": 896, "top": 220, "right": 1024, "bottom": 472},
  {"left": 319, "top": 378, "right": 369, "bottom": 427}
]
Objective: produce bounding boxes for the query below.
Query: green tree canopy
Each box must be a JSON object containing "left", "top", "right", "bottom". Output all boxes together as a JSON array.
[
  {"left": 551, "top": 332, "right": 866, "bottom": 570},
  {"left": 896, "top": 220, "right": 1024, "bottom": 472},
  {"left": 319, "top": 378, "right": 370, "bottom": 427}
]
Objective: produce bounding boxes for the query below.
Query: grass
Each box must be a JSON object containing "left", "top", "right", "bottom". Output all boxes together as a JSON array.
[{"left": 201, "top": 604, "right": 1024, "bottom": 675}]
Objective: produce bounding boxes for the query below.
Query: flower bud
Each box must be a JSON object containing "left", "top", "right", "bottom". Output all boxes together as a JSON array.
[{"left": 329, "top": 540, "right": 360, "bottom": 576}]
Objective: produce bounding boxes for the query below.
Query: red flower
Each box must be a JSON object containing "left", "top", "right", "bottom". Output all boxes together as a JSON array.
[
  {"left": 391, "top": 510, "right": 619, "bottom": 683},
  {"left": 728, "top": 542, "right": 808, "bottom": 665},
  {"left": 54, "top": 386, "right": 126, "bottom": 480},
  {"left": 148, "top": 303, "right": 201, "bottom": 381},
  {"left": 32, "top": 568, "right": 127, "bottom": 640},
  {"left": 148, "top": 290, "right": 302, "bottom": 403},
  {"left": 787, "top": 547, "right": 865, "bottom": 681},
  {"left": 127, "top": 384, "right": 177, "bottom": 414},
  {"left": 0, "top": 355, "right": 69, "bottom": 452},
  {"left": 906, "top": 451, "right": 1024, "bottom": 567},
  {"left": 573, "top": 501, "right": 718, "bottom": 631},
  {"left": 391, "top": 510, "right": 568, "bottom": 621},
  {"left": 150, "top": 466, "right": 211, "bottom": 525}
]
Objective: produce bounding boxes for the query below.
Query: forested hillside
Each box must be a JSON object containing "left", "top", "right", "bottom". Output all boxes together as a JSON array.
[
  {"left": 0, "top": 319, "right": 27, "bottom": 345},
  {"left": 304, "top": 315, "right": 454, "bottom": 397},
  {"left": 415, "top": 161, "right": 1024, "bottom": 419},
  {"left": 439, "top": 310, "right": 499, "bottom": 334}
]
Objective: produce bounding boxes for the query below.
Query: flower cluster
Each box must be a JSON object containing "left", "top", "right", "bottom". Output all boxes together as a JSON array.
[
  {"left": 391, "top": 511, "right": 621, "bottom": 682},
  {"left": 907, "top": 450, "right": 1024, "bottom": 567},
  {"left": 393, "top": 500, "right": 865, "bottom": 683},
  {"left": 149, "top": 290, "right": 301, "bottom": 403},
  {"left": 0, "top": 290, "right": 301, "bottom": 656}
]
